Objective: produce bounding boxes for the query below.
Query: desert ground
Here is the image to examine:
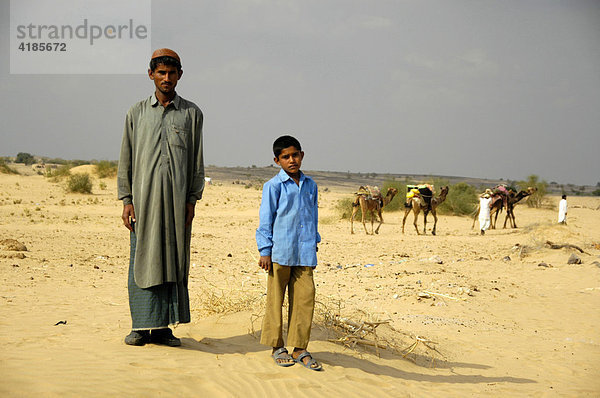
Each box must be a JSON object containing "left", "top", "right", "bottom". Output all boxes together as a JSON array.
[{"left": 1, "top": 166, "right": 599, "bottom": 397}]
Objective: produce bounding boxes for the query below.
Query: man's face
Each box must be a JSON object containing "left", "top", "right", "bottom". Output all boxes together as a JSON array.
[
  {"left": 275, "top": 146, "right": 304, "bottom": 176},
  {"left": 148, "top": 64, "right": 182, "bottom": 95}
]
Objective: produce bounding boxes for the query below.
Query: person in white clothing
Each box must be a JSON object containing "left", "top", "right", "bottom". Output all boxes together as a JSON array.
[
  {"left": 478, "top": 193, "right": 493, "bottom": 235},
  {"left": 558, "top": 195, "right": 567, "bottom": 224}
]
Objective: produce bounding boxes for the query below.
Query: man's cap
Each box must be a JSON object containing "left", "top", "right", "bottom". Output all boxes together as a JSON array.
[{"left": 151, "top": 48, "right": 181, "bottom": 63}]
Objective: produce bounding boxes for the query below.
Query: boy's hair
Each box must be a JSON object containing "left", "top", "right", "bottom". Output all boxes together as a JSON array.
[
  {"left": 273, "top": 135, "right": 302, "bottom": 158},
  {"left": 562, "top": 194, "right": 567, "bottom": 199},
  {"left": 149, "top": 56, "right": 182, "bottom": 72}
]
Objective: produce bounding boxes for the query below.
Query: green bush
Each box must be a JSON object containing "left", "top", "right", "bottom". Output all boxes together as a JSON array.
[
  {"left": 519, "top": 175, "right": 548, "bottom": 208},
  {"left": 592, "top": 189, "right": 600, "bottom": 196},
  {"left": 437, "top": 182, "right": 478, "bottom": 215},
  {"left": 15, "top": 152, "right": 35, "bottom": 165},
  {"left": 381, "top": 180, "right": 409, "bottom": 212},
  {"left": 335, "top": 197, "right": 358, "bottom": 220},
  {"left": 95, "top": 160, "right": 118, "bottom": 178},
  {"left": 67, "top": 173, "right": 93, "bottom": 194},
  {"left": 45, "top": 164, "right": 72, "bottom": 180},
  {"left": 0, "top": 159, "right": 19, "bottom": 175}
]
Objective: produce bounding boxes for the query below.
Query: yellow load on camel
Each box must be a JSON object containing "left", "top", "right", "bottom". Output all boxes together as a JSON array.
[{"left": 406, "top": 184, "right": 434, "bottom": 209}]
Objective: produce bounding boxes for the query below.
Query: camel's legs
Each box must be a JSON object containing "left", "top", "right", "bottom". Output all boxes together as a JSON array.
[
  {"left": 401, "top": 205, "right": 412, "bottom": 234},
  {"left": 491, "top": 206, "right": 501, "bottom": 229},
  {"left": 360, "top": 202, "right": 370, "bottom": 234},
  {"left": 471, "top": 204, "right": 480, "bottom": 229},
  {"left": 374, "top": 208, "right": 384, "bottom": 234},
  {"left": 504, "top": 206, "right": 517, "bottom": 228},
  {"left": 412, "top": 207, "right": 421, "bottom": 235},
  {"left": 431, "top": 209, "right": 438, "bottom": 236},
  {"left": 350, "top": 201, "right": 360, "bottom": 234},
  {"left": 422, "top": 210, "right": 430, "bottom": 235}
]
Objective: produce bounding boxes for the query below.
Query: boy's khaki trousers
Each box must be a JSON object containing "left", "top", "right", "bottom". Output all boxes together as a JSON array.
[{"left": 260, "top": 262, "right": 315, "bottom": 349}]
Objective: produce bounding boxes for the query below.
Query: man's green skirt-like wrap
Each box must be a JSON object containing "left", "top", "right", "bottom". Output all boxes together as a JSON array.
[{"left": 128, "top": 227, "right": 190, "bottom": 330}]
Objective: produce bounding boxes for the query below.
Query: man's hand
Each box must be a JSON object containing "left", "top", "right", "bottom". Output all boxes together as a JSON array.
[
  {"left": 185, "top": 202, "right": 196, "bottom": 228},
  {"left": 258, "top": 255, "right": 272, "bottom": 271},
  {"left": 122, "top": 204, "right": 136, "bottom": 231}
]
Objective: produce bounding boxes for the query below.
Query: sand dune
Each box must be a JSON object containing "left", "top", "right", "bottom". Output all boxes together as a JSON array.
[{"left": 0, "top": 173, "right": 599, "bottom": 397}]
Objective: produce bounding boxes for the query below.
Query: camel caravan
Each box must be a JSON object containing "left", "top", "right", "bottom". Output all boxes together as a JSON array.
[{"left": 350, "top": 182, "right": 536, "bottom": 236}]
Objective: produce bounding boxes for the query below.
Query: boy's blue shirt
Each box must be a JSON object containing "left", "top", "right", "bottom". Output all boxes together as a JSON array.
[{"left": 256, "top": 168, "right": 321, "bottom": 266}]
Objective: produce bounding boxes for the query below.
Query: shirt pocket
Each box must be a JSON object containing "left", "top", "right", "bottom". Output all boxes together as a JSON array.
[{"left": 167, "top": 125, "right": 189, "bottom": 151}]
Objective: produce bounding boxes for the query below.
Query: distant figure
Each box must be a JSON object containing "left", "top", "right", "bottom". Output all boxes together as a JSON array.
[
  {"left": 478, "top": 192, "right": 492, "bottom": 235},
  {"left": 558, "top": 194, "right": 568, "bottom": 224}
]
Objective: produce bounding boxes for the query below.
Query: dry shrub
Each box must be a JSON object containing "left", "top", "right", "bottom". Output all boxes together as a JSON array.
[
  {"left": 381, "top": 180, "right": 409, "bottom": 212},
  {"left": 46, "top": 164, "right": 72, "bottom": 181},
  {"left": 437, "top": 182, "right": 478, "bottom": 216},
  {"left": 335, "top": 197, "right": 359, "bottom": 220},
  {"left": 0, "top": 160, "right": 19, "bottom": 175},
  {"left": 519, "top": 174, "right": 548, "bottom": 208},
  {"left": 67, "top": 173, "right": 93, "bottom": 194},
  {"left": 314, "top": 295, "right": 444, "bottom": 366},
  {"left": 95, "top": 161, "right": 118, "bottom": 178}
]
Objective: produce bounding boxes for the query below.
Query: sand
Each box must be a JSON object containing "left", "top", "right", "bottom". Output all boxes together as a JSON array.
[{"left": 0, "top": 171, "right": 599, "bottom": 397}]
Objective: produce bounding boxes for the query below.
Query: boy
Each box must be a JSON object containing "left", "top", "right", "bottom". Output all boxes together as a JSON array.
[{"left": 255, "top": 135, "right": 322, "bottom": 370}]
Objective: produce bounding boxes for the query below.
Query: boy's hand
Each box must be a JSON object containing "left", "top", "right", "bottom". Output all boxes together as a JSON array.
[{"left": 258, "top": 255, "right": 272, "bottom": 271}]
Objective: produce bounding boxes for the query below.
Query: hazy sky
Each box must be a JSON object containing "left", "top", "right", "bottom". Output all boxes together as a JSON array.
[{"left": 1, "top": 0, "right": 599, "bottom": 185}]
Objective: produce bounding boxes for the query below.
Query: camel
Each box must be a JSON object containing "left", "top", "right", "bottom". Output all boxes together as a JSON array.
[
  {"left": 402, "top": 186, "right": 449, "bottom": 235},
  {"left": 472, "top": 187, "right": 537, "bottom": 229},
  {"left": 351, "top": 187, "right": 398, "bottom": 234}
]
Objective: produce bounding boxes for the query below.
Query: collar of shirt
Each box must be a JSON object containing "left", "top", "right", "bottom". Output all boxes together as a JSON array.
[
  {"left": 150, "top": 92, "right": 181, "bottom": 109},
  {"left": 276, "top": 168, "right": 305, "bottom": 186}
]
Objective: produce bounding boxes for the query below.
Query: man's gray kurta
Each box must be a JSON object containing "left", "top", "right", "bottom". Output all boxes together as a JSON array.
[{"left": 118, "top": 93, "right": 204, "bottom": 289}]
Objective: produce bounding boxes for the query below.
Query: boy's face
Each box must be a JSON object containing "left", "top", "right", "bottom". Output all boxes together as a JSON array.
[
  {"left": 148, "top": 63, "right": 183, "bottom": 95},
  {"left": 275, "top": 146, "right": 304, "bottom": 176}
]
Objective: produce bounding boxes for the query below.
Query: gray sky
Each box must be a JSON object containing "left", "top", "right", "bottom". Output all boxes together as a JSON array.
[{"left": 1, "top": 0, "right": 599, "bottom": 186}]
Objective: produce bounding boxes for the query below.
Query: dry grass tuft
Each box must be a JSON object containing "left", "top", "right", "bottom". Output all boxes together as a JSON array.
[{"left": 314, "top": 295, "right": 445, "bottom": 366}]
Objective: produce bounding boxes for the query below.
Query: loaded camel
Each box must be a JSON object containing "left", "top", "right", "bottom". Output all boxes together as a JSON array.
[
  {"left": 402, "top": 186, "right": 449, "bottom": 235},
  {"left": 351, "top": 187, "right": 398, "bottom": 234},
  {"left": 471, "top": 186, "right": 537, "bottom": 229}
]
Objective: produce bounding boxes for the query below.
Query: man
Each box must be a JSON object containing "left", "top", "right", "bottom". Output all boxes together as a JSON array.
[
  {"left": 118, "top": 48, "right": 204, "bottom": 346},
  {"left": 558, "top": 194, "right": 567, "bottom": 224},
  {"left": 478, "top": 192, "right": 492, "bottom": 235}
]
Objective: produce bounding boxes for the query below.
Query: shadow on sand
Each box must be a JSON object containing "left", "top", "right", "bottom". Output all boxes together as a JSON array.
[{"left": 178, "top": 331, "right": 535, "bottom": 385}]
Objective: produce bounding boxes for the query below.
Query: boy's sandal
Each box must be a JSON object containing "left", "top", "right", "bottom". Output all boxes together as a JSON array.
[
  {"left": 272, "top": 347, "right": 295, "bottom": 367},
  {"left": 294, "top": 351, "right": 322, "bottom": 371}
]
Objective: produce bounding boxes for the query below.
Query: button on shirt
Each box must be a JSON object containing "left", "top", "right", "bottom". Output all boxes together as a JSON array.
[{"left": 256, "top": 169, "right": 321, "bottom": 267}]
